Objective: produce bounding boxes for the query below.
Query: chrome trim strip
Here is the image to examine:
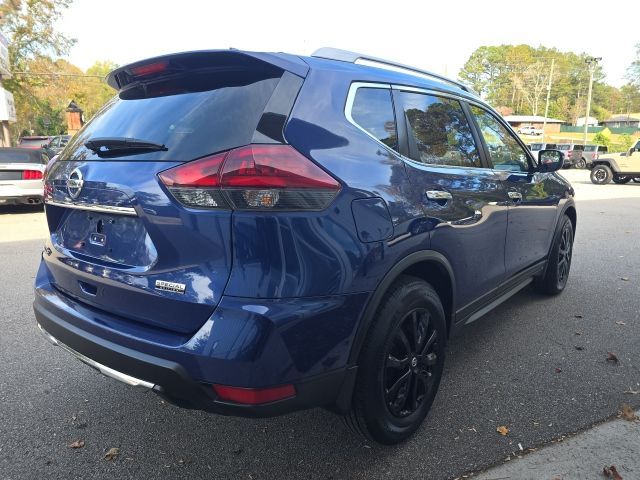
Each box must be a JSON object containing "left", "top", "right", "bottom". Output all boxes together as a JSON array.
[
  {"left": 36, "top": 323, "right": 155, "bottom": 389},
  {"left": 45, "top": 199, "right": 137, "bottom": 216}
]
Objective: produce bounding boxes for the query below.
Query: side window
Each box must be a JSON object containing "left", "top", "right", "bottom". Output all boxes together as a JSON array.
[
  {"left": 471, "top": 106, "right": 531, "bottom": 172},
  {"left": 350, "top": 87, "right": 398, "bottom": 150},
  {"left": 398, "top": 91, "right": 480, "bottom": 167}
]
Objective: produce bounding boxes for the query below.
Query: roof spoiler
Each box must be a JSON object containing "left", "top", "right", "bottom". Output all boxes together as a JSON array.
[{"left": 106, "top": 49, "right": 309, "bottom": 91}]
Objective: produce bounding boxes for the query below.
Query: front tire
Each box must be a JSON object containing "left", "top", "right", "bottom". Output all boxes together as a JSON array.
[
  {"left": 344, "top": 276, "right": 447, "bottom": 444},
  {"left": 590, "top": 165, "right": 612, "bottom": 184},
  {"left": 533, "top": 215, "right": 574, "bottom": 295},
  {"left": 613, "top": 175, "right": 631, "bottom": 184}
]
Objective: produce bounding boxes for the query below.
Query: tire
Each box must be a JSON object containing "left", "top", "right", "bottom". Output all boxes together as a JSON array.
[
  {"left": 533, "top": 215, "right": 574, "bottom": 295},
  {"left": 634, "top": 177, "right": 640, "bottom": 183},
  {"left": 590, "top": 165, "right": 612, "bottom": 184},
  {"left": 612, "top": 175, "right": 631, "bottom": 184},
  {"left": 344, "top": 275, "right": 447, "bottom": 444},
  {"left": 576, "top": 158, "right": 586, "bottom": 169}
]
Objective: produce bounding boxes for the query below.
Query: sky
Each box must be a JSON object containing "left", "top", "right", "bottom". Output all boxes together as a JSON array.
[{"left": 58, "top": 0, "right": 638, "bottom": 87}]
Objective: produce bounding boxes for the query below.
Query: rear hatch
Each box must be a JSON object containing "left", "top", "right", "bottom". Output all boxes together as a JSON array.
[{"left": 43, "top": 50, "right": 307, "bottom": 335}]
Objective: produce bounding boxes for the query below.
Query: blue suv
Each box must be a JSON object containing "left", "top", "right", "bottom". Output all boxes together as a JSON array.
[{"left": 34, "top": 48, "right": 575, "bottom": 444}]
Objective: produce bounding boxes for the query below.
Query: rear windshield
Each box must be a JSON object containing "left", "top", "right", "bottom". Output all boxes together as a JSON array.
[
  {"left": 584, "top": 145, "right": 597, "bottom": 152},
  {"left": 0, "top": 150, "right": 39, "bottom": 163},
  {"left": 556, "top": 144, "right": 571, "bottom": 150},
  {"left": 61, "top": 70, "right": 282, "bottom": 161},
  {"left": 530, "top": 143, "right": 543, "bottom": 150},
  {"left": 19, "top": 138, "right": 47, "bottom": 146}
]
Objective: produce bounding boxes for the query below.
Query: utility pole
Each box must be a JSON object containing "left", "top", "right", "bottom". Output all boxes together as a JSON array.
[
  {"left": 541, "top": 58, "right": 555, "bottom": 142},
  {"left": 583, "top": 56, "right": 602, "bottom": 145}
]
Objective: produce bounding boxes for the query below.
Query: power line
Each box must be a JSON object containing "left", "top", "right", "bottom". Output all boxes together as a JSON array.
[{"left": 10, "top": 71, "right": 105, "bottom": 79}]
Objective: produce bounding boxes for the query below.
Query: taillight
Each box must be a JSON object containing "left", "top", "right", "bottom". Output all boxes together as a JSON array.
[
  {"left": 594, "top": 153, "right": 599, "bottom": 160},
  {"left": 22, "top": 170, "right": 43, "bottom": 180},
  {"left": 159, "top": 145, "right": 341, "bottom": 211},
  {"left": 212, "top": 383, "right": 296, "bottom": 405}
]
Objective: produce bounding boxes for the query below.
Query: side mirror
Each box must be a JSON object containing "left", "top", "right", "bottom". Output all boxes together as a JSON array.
[{"left": 538, "top": 149, "right": 564, "bottom": 173}]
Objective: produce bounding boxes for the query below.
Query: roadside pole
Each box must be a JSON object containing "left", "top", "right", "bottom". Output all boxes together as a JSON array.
[
  {"left": 541, "top": 58, "right": 555, "bottom": 143},
  {"left": 583, "top": 56, "right": 601, "bottom": 146}
]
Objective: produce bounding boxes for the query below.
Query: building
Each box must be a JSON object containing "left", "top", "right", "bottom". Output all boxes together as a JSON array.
[
  {"left": 601, "top": 113, "right": 640, "bottom": 129},
  {"left": 0, "top": 32, "right": 14, "bottom": 147},
  {"left": 502, "top": 115, "right": 565, "bottom": 134},
  {"left": 575, "top": 116, "right": 598, "bottom": 127}
]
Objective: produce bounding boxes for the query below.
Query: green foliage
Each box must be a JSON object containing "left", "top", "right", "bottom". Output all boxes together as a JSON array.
[
  {"left": 0, "top": 0, "right": 76, "bottom": 138},
  {"left": 627, "top": 43, "right": 640, "bottom": 87},
  {"left": 592, "top": 131, "right": 610, "bottom": 147},
  {"left": 458, "top": 44, "right": 640, "bottom": 124},
  {"left": 618, "top": 134, "right": 634, "bottom": 151}
]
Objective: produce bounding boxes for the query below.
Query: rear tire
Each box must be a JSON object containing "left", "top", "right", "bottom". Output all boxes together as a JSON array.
[
  {"left": 533, "top": 215, "right": 574, "bottom": 295},
  {"left": 590, "top": 165, "right": 612, "bottom": 184},
  {"left": 344, "top": 275, "right": 447, "bottom": 445},
  {"left": 613, "top": 175, "right": 631, "bottom": 184},
  {"left": 576, "top": 158, "right": 586, "bottom": 169}
]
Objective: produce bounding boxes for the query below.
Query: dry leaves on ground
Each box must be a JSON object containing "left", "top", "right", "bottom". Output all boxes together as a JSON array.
[
  {"left": 602, "top": 465, "right": 623, "bottom": 479},
  {"left": 104, "top": 447, "right": 119, "bottom": 461},
  {"left": 615, "top": 321, "right": 626, "bottom": 326},
  {"left": 620, "top": 277, "right": 629, "bottom": 282},
  {"left": 606, "top": 352, "right": 619, "bottom": 364},
  {"left": 620, "top": 403, "right": 638, "bottom": 422},
  {"left": 68, "top": 440, "right": 85, "bottom": 449},
  {"left": 496, "top": 426, "right": 509, "bottom": 436}
]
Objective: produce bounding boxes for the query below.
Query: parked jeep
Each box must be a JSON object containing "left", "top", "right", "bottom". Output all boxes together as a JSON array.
[{"left": 590, "top": 141, "right": 640, "bottom": 184}]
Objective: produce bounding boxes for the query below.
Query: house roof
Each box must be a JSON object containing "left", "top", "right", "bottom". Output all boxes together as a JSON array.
[
  {"left": 503, "top": 115, "right": 564, "bottom": 124},
  {"left": 603, "top": 113, "right": 640, "bottom": 122}
]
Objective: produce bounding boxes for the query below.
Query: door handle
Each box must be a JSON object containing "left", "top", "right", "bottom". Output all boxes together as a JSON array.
[
  {"left": 426, "top": 190, "right": 453, "bottom": 202},
  {"left": 508, "top": 191, "right": 523, "bottom": 202}
]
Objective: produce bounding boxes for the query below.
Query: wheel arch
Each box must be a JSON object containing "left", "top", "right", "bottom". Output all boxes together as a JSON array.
[{"left": 348, "top": 250, "right": 456, "bottom": 366}]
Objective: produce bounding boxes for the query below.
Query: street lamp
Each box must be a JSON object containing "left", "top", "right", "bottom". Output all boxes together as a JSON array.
[{"left": 583, "top": 56, "right": 602, "bottom": 145}]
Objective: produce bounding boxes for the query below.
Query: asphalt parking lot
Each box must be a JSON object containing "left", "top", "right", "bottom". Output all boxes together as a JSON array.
[{"left": 1, "top": 169, "right": 638, "bottom": 480}]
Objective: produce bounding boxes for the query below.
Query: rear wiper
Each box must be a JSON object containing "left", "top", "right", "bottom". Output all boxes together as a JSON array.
[{"left": 84, "top": 137, "right": 168, "bottom": 157}]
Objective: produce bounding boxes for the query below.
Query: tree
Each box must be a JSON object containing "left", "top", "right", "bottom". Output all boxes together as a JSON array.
[
  {"left": 627, "top": 43, "right": 640, "bottom": 87},
  {"left": 0, "top": 0, "right": 75, "bottom": 137}
]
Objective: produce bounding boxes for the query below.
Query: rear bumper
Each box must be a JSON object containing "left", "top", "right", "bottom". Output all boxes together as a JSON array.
[
  {"left": 33, "top": 261, "right": 364, "bottom": 416},
  {"left": 0, "top": 186, "right": 43, "bottom": 205}
]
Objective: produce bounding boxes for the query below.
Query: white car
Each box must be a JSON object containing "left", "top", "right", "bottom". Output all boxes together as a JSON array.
[
  {"left": 0, "top": 148, "right": 49, "bottom": 206},
  {"left": 517, "top": 126, "right": 543, "bottom": 136}
]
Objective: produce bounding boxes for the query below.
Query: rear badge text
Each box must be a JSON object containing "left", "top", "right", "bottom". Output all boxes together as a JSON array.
[{"left": 155, "top": 280, "right": 186, "bottom": 294}]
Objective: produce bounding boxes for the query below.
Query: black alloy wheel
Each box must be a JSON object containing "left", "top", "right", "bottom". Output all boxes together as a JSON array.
[{"left": 384, "top": 308, "right": 438, "bottom": 418}]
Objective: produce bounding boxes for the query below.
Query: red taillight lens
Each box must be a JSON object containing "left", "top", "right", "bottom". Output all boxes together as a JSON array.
[
  {"left": 158, "top": 145, "right": 340, "bottom": 211},
  {"left": 212, "top": 383, "right": 296, "bottom": 405},
  {"left": 22, "top": 170, "right": 43, "bottom": 180},
  {"left": 130, "top": 61, "right": 168, "bottom": 77}
]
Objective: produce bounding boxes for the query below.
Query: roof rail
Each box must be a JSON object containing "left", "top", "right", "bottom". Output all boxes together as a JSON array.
[{"left": 311, "top": 47, "right": 476, "bottom": 95}]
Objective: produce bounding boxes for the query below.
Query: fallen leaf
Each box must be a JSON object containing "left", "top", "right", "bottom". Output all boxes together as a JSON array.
[
  {"left": 620, "top": 403, "right": 638, "bottom": 422},
  {"left": 68, "top": 440, "right": 85, "bottom": 449},
  {"left": 606, "top": 352, "right": 619, "bottom": 364},
  {"left": 575, "top": 331, "right": 582, "bottom": 336},
  {"left": 496, "top": 426, "right": 509, "bottom": 436},
  {"left": 615, "top": 321, "right": 626, "bottom": 326},
  {"left": 104, "top": 447, "right": 119, "bottom": 461},
  {"left": 555, "top": 367, "right": 562, "bottom": 373},
  {"left": 620, "top": 277, "right": 629, "bottom": 281},
  {"left": 574, "top": 314, "right": 583, "bottom": 319},
  {"left": 574, "top": 345, "right": 584, "bottom": 351},
  {"left": 624, "top": 388, "right": 640, "bottom": 395},
  {"left": 603, "top": 465, "right": 623, "bottom": 479}
]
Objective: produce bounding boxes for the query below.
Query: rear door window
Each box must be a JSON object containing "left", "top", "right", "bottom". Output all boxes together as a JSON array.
[
  {"left": 350, "top": 87, "right": 398, "bottom": 150},
  {"left": 62, "top": 70, "right": 283, "bottom": 162},
  {"left": 397, "top": 91, "right": 481, "bottom": 167}
]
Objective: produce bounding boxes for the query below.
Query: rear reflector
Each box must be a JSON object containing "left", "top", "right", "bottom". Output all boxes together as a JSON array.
[
  {"left": 22, "top": 170, "right": 43, "bottom": 180},
  {"left": 159, "top": 145, "right": 340, "bottom": 211},
  {"left": 212, "top": 383, "right": 296, "bottom": 405}
]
